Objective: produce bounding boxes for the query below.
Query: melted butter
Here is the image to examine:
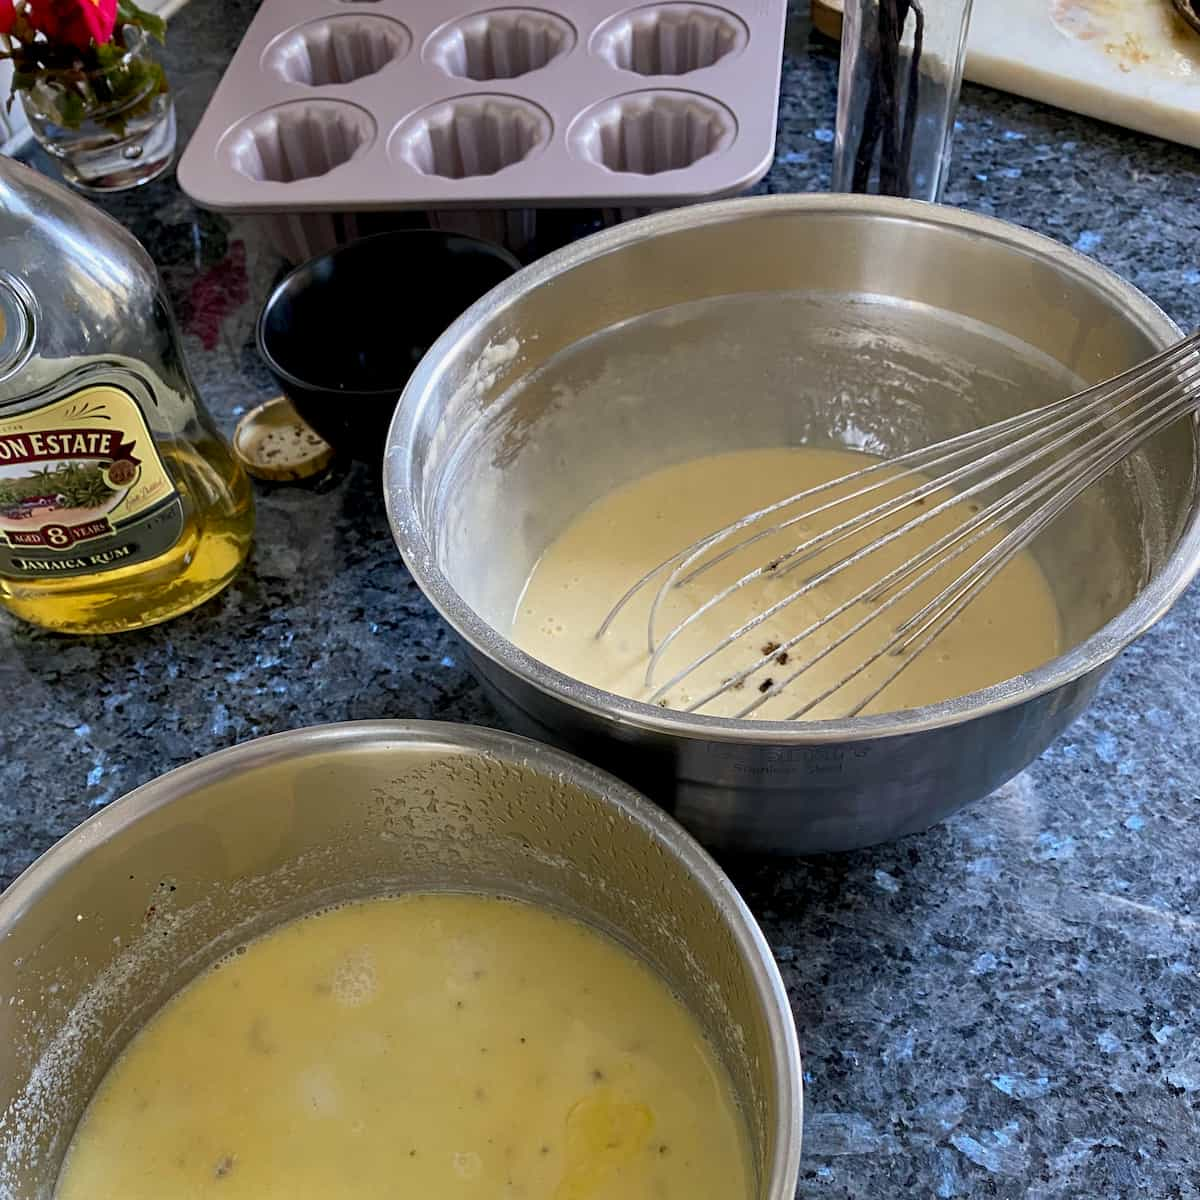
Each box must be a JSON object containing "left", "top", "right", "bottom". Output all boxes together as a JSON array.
[
  {"left": 557, "top": 1090, "right": 654, "bottom": 1200},
  {"left": 55, "top": 894, "right": 752, "bottom": 1200},
  {"left": 511, "top": 446, "right": 1062, "bottom": 719}
]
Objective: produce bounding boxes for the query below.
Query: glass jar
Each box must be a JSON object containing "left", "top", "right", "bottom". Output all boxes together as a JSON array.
[
  {"left": 19, "top": 27, "right": 176, "bottom": 194},
  {"left": 832, "top": 0, "right": 974, "bottom": 201}
]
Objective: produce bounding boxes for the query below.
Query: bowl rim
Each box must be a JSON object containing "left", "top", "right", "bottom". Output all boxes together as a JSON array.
[
  {"left": 384, "top": 193, "right": 1199, "bottom": 745},
  {"left": 255, "top": 228, "right": 522, "bottom": 400},
  {"left": 0, "top": 718, "right": 804, "bottom": 1199}
]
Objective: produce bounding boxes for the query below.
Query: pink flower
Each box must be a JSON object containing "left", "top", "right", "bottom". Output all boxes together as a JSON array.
[{"left": 27, "top": 0, "right": 118, "bottom": 48}]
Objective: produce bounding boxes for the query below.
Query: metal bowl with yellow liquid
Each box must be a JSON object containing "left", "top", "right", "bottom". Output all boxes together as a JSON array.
[{"left": 0, "top": 722, "right": 802, "bottom": 1199}]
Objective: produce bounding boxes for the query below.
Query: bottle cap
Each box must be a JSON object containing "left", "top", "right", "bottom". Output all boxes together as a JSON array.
[{"left": 233, "top": 396, "right": 334, "bottom": 482}]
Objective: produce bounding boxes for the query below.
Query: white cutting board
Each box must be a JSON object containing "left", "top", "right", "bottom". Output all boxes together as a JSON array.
[
  {"left": 814, "top": 0, "right": 1200, "bottom": 149},
  {"left": 971, "top": 0, "right": 1200, "bottom": 147}
]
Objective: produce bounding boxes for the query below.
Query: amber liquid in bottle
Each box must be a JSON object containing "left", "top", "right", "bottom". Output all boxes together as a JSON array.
[
  {"left": 0, "top": 440, "right": 253, "bottom": 633},
  {"left": 0, "top": 160, "right": 254, "bottom": 634}
]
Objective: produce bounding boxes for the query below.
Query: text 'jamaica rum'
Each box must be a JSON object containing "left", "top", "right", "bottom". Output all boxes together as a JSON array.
[{"left": 0, "top": 158, "right": 253, "bottom": 633}]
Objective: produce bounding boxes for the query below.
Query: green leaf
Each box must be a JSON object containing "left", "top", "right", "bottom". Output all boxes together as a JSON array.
[
  {"left": 94, "top": 42, "right": 123, "bottom": 70},
  {"left": 117, "top": 0, "right": 167, "bottom": 42},
  {"left": 56, "top": 88, "right": 87, "bottom": 129}
]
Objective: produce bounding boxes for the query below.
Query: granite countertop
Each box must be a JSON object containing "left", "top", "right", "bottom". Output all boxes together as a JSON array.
[{"left": 3, "top": 2, "right": 1200, "bottom": 1196}]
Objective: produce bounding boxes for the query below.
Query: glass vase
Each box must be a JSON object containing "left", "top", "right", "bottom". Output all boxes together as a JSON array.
[
  {"left": 832, "top": 0, "right": 973, "bottom": 202},
  {"left": 19, "top": 28, "right": 176, "bottom": 194}
]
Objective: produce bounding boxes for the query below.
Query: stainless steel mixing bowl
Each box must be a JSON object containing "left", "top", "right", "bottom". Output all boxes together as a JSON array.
[
  {"left": 0, "top": 721, "right": 802, "bottom": 1199},
  {"left": 384, "top": 195, "right": 1200, "bottom": 854}
]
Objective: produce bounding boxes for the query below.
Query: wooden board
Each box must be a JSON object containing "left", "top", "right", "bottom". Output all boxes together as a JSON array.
[{"left": 811, "top": 0, "right": 1200, "bottom": 149}]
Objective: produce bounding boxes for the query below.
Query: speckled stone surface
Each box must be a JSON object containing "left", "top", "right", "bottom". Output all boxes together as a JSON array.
[{"left": 3, "top": 2, "right": 1200, "bottom": 1195}]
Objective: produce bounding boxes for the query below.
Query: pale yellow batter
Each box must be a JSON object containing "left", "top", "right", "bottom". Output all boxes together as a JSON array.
[
  {"left": 55, "top": 893, "right": 752, "bottom": 1200},
  {"left": 512, "top": 447, "right": 1061, "bottom": 719}
]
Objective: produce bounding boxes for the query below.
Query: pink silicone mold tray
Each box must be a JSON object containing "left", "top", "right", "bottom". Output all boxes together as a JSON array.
[{"left": 178, "top": 2, "right": 787, "bottom": 218}]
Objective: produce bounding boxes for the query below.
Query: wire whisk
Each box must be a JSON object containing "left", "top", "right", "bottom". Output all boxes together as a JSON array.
[{"left": 597, "top": 331, "right": 1200, "bottom": 720}]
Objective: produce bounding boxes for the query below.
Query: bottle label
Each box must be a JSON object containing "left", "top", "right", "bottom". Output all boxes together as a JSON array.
[{"left": 0, "top": 384, "right": 184, "bottom": 579}]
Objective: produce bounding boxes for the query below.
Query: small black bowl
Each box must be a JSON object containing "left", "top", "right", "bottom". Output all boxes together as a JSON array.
[{"left": 256, "top": 231, "right": 521, "bottom": 463}]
